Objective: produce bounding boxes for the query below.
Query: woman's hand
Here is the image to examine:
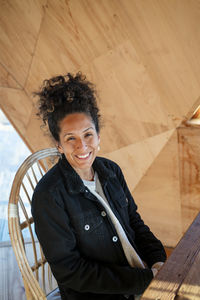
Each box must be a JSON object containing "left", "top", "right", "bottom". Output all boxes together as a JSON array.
[{"left": 151, "top": 262, "right": 164, "bottom": 277}]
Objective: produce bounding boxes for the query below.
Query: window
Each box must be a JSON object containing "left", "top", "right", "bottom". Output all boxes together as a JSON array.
[
  {"left": 0, "top": 109, "right": 31, "bottom": 242},
  {"left": 186, "top": 105, "right": 200, "bottom": 125}
]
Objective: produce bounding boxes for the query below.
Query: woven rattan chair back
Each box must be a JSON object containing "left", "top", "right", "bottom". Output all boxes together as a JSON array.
[{"left": 8, "top": 148, "right": 61, "bottom": 300}]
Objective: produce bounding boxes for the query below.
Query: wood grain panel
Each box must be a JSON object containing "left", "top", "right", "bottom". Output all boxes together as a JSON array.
[
  {"left": 94, "top": 39, "right": 169, "bottom": 125},
  {"left": 25, "top": 106, "right": 54, "bottom": 152},
  {"left": 92, "top": 39, "right": 174, "bottom": 152},
  {"left": 0, "top": 0, "right": 46, "bottom": 87},
  {"left": 0, "top": 64, "right": 20, "bottom": 89},
  {"left": 0, "top": 88, "right": 32, "bottom": 136},
  {"left": 25, "top": 0, "right": 129, "bottom": 94},
  {"left": 133, "top": 130, "right": 182, "bottom": 247},
  {"left": 117, "top": 0, "right": 200, "bottom": 124},
  {"left": 178, "top": 126, "right": 200, "bottom": 233},
  {"left": 105, "top": 129, "right": 175, "bottom": 190}
]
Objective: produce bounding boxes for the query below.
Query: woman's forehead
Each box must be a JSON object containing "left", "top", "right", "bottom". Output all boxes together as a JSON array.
[{"left": 59, "top": 113, "right": 95, "bottom": 134}]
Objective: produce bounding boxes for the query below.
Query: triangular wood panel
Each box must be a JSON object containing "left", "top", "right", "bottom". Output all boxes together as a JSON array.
[
  {"left": 105, "top": 129, "right": 175, "bottom": 190},
  {"left": 134, "top": 130, "right": 182, "bottom": 247},
  {"left": 0, "top": 0, "right": 47, "bottom": 87}
]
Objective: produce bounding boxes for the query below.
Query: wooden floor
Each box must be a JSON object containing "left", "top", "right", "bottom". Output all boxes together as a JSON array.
[{"left": 0, "top": 241, "right": 26, "bottom": 300}]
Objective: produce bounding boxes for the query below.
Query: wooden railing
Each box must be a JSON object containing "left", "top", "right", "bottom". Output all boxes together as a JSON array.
[{"left": 141, "top": 212, "right": 200, "bottom": 299}]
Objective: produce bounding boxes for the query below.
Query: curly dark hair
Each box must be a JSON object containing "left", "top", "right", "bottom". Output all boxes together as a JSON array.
[{"left": 34, "top": 72, "right": 101, "bottom": 142}]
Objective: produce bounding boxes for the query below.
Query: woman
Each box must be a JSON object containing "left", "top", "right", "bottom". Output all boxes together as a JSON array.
[{"left": 32, "top": 73, "right": 166, "bottom": 300}]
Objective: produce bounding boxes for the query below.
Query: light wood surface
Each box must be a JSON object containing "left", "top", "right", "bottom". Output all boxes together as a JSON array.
[
  {"left": 178, "top": 251, "right": 200, "bottom": 299},
  {"left": 141, "top": 212, "right": 200, "bottom": 299},
  {"left": 134, "top": 130, "right": 182, "bottom": 247},
  {"left": 106, "top": 129, "right": 175, "bottom": 192},
  {"left": 0, "top": 0, "right": 46, "bottom": 87},
  {"left": 0, "top": 88, "right": 32, "bottom": 136},
  {"left": 1, "top": 0, "right": 200, "bottom": 248}
]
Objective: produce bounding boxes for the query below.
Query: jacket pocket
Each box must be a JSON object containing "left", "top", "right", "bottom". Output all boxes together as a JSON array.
[
  {"left": 70, "top": 211, "right": 120, "bottom": 263},
  {"left": 71, "top": 211, "right": 104, "bottom": 235}
]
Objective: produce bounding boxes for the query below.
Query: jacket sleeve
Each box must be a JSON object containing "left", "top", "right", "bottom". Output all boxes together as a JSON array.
[
  {"left": 32, "top": 186, "right": 153, "bottom": 295},
  {"left": 114, "top": 163, "right": 167, "bottom": 268}
]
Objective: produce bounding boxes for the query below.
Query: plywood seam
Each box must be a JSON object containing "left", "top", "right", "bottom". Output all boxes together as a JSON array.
[
  {"left": 0, "top": 85, "right": 21, "bottom": 90},
  {"left": 132, "top": 128, "right": 176, "bottom": 191},
  {"left": 125, "top": 39, "right": 182, "bottom": 130},
  {"left": 177, "top": 127, "right": 186, "bottom": 236},
  {"left": 0, "top": 61, "right": 23, "bottom": 89},
  {"left": 0, "top": 86, "right": 23, "bottom": 92},
  {"left": 125, "top": 6, "right": 199, "bottom": 131},
  {"left": 21, "top": 86, "right": 37, "bottom": 101},
  {"left": 25, "top": 106, "right": 38, "bottom": 135},
  {"left": 23, "top": 1, "right": 48, "bottom": 91},
  {"left": 0, "top": 86, "right": 34, "bottom": 113},
  {"left": 105, "top": 128, "right": 175, "bottom": 157}
]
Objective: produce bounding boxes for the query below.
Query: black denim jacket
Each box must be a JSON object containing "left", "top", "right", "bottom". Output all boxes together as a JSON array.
[{"left": 31, "top": 155, "right": 166, "bottom": 300}]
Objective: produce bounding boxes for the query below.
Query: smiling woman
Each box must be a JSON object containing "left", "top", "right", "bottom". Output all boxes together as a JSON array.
[{"left": 32, "top": 73, "right": 166, "bottom": 300}]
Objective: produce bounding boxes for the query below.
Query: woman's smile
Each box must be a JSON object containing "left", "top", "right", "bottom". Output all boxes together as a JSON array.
[{"left": 75, "top": 152, "right": 91, "bottom": 159}]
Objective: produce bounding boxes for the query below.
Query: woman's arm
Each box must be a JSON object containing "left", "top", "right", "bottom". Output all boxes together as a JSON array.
[{"left": 114, "top": 163, "right": 167, "bottom": 268}]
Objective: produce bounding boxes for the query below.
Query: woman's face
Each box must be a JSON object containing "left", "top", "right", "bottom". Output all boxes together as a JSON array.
[{"left": 57, "top": 113, "right": 100, "bottom": 177}]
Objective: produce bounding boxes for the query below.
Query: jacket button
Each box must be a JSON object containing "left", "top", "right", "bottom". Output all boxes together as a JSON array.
[
  {"left": 84, "top": 224, "right": 90, "bottom": 231},
  {"left": 101, "top": 211, "right": 106, "bottom": 217},
  {"left": 112, "top": 236, "right": 118, "bottom": 242}
]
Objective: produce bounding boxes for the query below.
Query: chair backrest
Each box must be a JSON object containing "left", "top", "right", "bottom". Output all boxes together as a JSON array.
[{"left": 8, "top": 148, "right": 61, "bottom": 300}]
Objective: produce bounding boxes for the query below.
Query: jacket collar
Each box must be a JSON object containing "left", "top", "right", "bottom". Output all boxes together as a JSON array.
[{"left": 58, "top": 154, "right": 116, "bottom": 194}]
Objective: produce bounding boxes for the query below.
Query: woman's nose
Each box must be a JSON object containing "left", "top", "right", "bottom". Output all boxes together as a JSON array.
[{"left": 76, "top": 138, "right": 87, "bottom": 150}]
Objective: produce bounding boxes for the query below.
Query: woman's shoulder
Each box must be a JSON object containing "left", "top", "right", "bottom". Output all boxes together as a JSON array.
[
  {"left": 95, "top": 156, "right": 121, "bottom": 173},
  {"left": 34, "top": 162, "right": 62, "bottom": 193}
]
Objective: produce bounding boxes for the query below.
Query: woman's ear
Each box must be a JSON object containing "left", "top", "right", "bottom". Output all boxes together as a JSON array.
[
  {"left": 56, "top": 142, "right": 64, "bottom": 154},
  {"left": 97, "top": 135, "right": 100, "bottom": 151}
]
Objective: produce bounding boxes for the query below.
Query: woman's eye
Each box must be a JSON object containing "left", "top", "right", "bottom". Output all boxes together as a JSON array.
[
  {"left": 66, "top": 136, "right": 75, "bottom": 141},
  {"left": 85, "top": 133, "right": 92, "bottom": 138}
]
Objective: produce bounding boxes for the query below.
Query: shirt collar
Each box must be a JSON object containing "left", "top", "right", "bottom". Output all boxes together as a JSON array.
[{"left": 58, "top": 154, "right": 116, "bottom": 194}]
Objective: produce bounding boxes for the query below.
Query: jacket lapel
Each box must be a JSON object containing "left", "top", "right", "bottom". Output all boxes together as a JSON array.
[{"left": 58, "top": 155, "right": 116, "bottom": 195}]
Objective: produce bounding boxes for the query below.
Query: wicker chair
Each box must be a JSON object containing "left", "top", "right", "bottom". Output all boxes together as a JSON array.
[{"left": 8, "top": 148, "right": 62, "bottom": 300}]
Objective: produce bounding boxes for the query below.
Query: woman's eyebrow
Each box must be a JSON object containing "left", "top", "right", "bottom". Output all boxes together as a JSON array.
[
  {"left": 63, "top": 127, "right": 94, "bottom": 137},
  {"left": 83, "top": 127, "right": 94, "bottom": 132}
]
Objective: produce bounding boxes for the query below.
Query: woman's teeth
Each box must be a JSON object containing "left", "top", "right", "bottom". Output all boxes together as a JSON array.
[{"left": 77, "top": 153, "right": 90, "bottom": 159}]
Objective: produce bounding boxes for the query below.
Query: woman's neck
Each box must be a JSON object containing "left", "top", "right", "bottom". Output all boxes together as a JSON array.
[{"left": 75, "top": 168, "right": 94, "bottom": 181}]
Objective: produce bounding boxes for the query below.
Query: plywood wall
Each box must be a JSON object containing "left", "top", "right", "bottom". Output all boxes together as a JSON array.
[{"left": 1, "top": 0, "right": 200, "bottom": 247}]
